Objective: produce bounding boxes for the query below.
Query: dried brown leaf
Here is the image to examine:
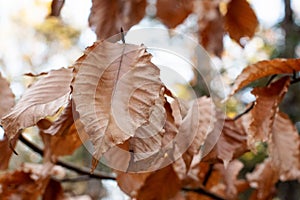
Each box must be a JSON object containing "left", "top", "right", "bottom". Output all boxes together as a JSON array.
[
  {"left": 72, "top": 41, "right": 164, "bottom": 171},
  {"left": 247, "top": 76, "right": 290, "bottom": 149},
  {"left": 156, "top": 0, "right": 193, "bottom": 28},
  {"left": 224, "top": 0, "right": 258, "bottom": 45},
  {"left": 137, "top": 165, "right": 182, "bottom": 200},
  {"left": 116, "top": 171, "right": 150, "bottom": 198},
  {"left": 246, "top": 158, "right": 278, "bottom": 200},
  {"left": 195, "top": 0, "right": 224, "bottom": 56},
  {"left": 89, "top": 0, "right": 146, "bottom": 39},
  {"left": 231, "top": 58, "right": 300, "bottom": 94},
  {"left": 202, "top": 118, "right": 248, "bottom": 165},
  {"left": 49, "top": 0, "right": 65, "bottom": 17},
  {"left": 0, "top": 73, "right": 15, "bottom": 170},
  {"left": 269, "top": 112, "right": 300, "bottom": 181},
  {"left": 179, "top": 97, "right": 216, "bottom": 170},
  {"left": 0, "top": 162, "right": 54, "bottom": 200},
  {"left": 42, "top": 179, "right": 64, "bottom": 200},
  {"left": 1, "top": 68, "right": 72, "bottom": 143}
]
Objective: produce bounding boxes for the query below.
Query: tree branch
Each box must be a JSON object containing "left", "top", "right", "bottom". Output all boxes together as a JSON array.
[
  {"left": 18, "top": 134, "right": 115, "bottom": 180},
  {"left": 182, "top": 187, "right": 226, "bottom": 200}
]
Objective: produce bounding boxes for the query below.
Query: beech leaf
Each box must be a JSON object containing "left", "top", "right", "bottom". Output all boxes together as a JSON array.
[
  {"left": 156, "top": 0, "right": 193, "bottom": 28},
  {"left": 246, "top": 158, "right": 278, "bottom": 200},
  {"left": 202, "top": 118, "right": 248, "bottom": 165},
  {"left": 89, "top": 0, "right": 146, "bottom": 39},
  {"left": 269, "top": 112, "right": 300, "bottom": 181},
  {"left": 247, "top": 76, "right": 290, "bottom": 149},
  {"left": 195, "top": 0, "right": 224, "bottom": 56},
  {"left": 231, "top": 58, "right": 300, "bottom": 94},
  {"left": 224, "top": 0, "right": 258, "bottom": 45},
  {"left": 72, "top": 41, "right": 164, "bottom": 171},
  {"left": 0, "top": 73, "right": 15, "bottom": 170},
  {"left": 1, "top": 68, "right": 72, "bottom": 143},
  {"left": 49, "top": 0, "right": 65, "bottom": 17}
]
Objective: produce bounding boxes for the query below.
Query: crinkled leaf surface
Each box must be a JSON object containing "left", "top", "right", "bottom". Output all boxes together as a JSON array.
[
  {"left": 247, "top": 76, "right": 290, "bottom": 149},
  {"left": 1, "top": 68, "right": 72, "bottom": 145},
  {"left": 72, "top": 41, "right": 164, "bottom": 171}
]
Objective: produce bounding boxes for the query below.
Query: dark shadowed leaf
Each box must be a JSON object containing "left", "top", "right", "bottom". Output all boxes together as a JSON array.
[
  {"left": 156, "top": 0, "right": 193, "bottom": 28},
  {"left": 42, "top": 179, "right": 64, "bottom": 200},
  {"left": 1, "top": 68, "right": 72, "bottom": 144},
  {"left": 231, "top": 58, "right": 300, "bottom": 94},
  {"left": 224, "top": 0, "right": 258, "bottom": 45},
  {"left": 246, "top": 158, "right": 278, "bottom": 200},
  {"left": 89, "top": 0, "right": 147, "bottom": 39}
]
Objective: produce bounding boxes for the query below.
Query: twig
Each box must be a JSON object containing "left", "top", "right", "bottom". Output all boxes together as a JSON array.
[
  {"left": 233, "top": 102, "right": 255, "bottom": 120},
  {"left": 18, "top": 134, "right": 115, "bottom": 180},
  {"left": 120, "top": 27, "right": 125, "bottom": 44},
  {"left": 291, "top": 76, "right": 300, "bottom": 84},
  {"left": 202, "top": 163, "right": 213, "bottom": 186},
  {"left": 182, "top": 187, "right": 226, "bottom": 200}
]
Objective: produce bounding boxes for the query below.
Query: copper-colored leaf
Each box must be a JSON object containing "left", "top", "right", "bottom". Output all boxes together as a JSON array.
[
  {"left": 156, "top": 0, "right": 193, "bottom": 28},
  {"left": 179, "top": 97, "right": 216, "bottom": 170},
  {"left": 0, "top": 73, "right": 15, "bottom": 117},
  {"left": 195, "top": 0, "right": 224, "bottom": 56},
  {"left": 40, "top": 101, "right": 87, "bottom": 162},
  {"left": 202, "top": 118, "right": 248, "bottom": 165},
  {"left": 116, "top": 171, "right": 150, "bottom": 198},
  {"left": 89, "top": 0, "right": 146, "bottom": 39},
  {"left": 269, "top": 112, "right": 300, "bottom": 181},
  {"left": 246, "top": 158, "right": 278, "bottom": 200},
  {"left": 0, "top": 73, "right": 15, "bottom": 170},
  {"left": 1, "top": 68, "right": 72, "bottom": 143},
  {"left": 42, "top": 179, "right": 64, "bottom": 200},
  {"left": 72, "top": 41, "right": 164, "bottom": 171},
  {"left": 247, "top": 76, "right": 290, "bottom": 149},
  {"left": 49, "top": 0, "right": 65, "bottom": 17},
  {"left": 224, "top": 0, "right": 258, "bottom": 45},
  {"left": 222, "top": 160, "right": 244, "bottom": 199},
  {"left": 231, "top": 58, "right": 300, "bottom": 94},
  {"left": 137, "top": 165, "right": 182, "bottom": 200},
  {"left": 0, "top": 163, "right": 54, "bottom": 200}
]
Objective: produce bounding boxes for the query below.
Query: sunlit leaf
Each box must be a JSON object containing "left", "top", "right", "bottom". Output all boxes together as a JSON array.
[
  {"left": 0, "top": 73, "right": 15, "bottom": 170},
  {"left": 224, "top": 0, "right": 258, "bottom": 45},
  {"left": 89, "top": 0, "right": 146, "bottom": 39},
  {"left": 72, "top": 41, "right": 164, "bottom": 171},
  {"left": 231, "top": 58, "right": 300, "bottom": 94},
  {"left": 1, "top": 68, "right": 72, "bottom": 144}
]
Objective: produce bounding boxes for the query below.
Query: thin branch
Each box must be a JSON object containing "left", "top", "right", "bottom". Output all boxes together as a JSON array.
[
  {"left": 233, "top": 102, "right": 255, "bottom": 121},
  {"left": 202, "top": 163, "right": 213, "bottom": 186},
  {"left": 18, "top": 134, "right": 115, "bottom": 180},
  {"left": 182, "top": 187, "right": 226, "bottom": 200},
  {"left": 291, "top": 76, "right": 300, "bottom": 84}
]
